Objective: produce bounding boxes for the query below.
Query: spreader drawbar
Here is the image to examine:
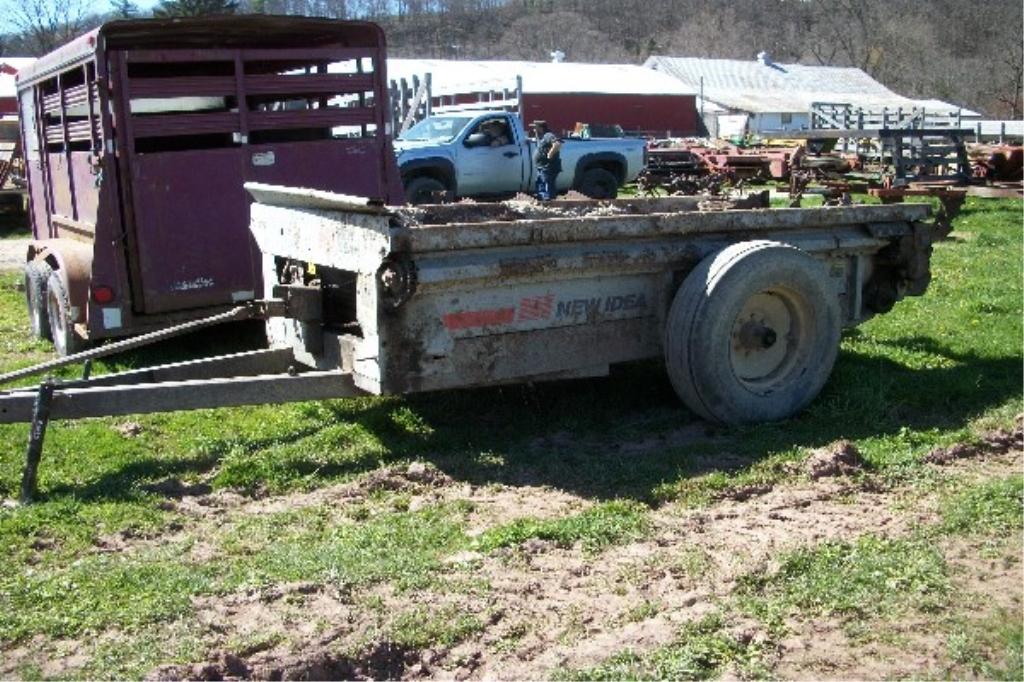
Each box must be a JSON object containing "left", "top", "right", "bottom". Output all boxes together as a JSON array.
[{"left": 1, "top": 305, "right": 362, "bottom": 503}]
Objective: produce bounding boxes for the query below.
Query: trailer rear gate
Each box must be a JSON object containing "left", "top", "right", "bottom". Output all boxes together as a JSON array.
[
  {"left": 16, "top": 17, "right": 402, "bottom": 345},
  {"left": 114, "top": 45, "right": 389, "bottom": 313}
]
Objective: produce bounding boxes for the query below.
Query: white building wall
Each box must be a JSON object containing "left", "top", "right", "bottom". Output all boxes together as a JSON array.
[{"left": 748, "top": 112, "right": 810, "bottom": 134}]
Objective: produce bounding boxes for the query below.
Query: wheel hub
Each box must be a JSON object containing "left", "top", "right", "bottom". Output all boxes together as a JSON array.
[
  {"left": 735, "top": 319, "right": 778, "bottom": 350},
  {"left": 730, "top": 290, "right": 798, "bottom": 386}
]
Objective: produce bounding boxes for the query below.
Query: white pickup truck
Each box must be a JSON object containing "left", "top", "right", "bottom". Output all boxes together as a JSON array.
[{"left": 393, "top": 111, "right": 646, "bottom": 204}]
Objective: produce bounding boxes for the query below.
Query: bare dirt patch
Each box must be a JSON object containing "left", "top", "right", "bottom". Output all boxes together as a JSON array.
[
  {"left": 143, "top": 477, "right": 213, "bottom": 498},
  {"left": 3, "top": 635, "right": 89, "bottom": 680},
  {"left": 147, "top": 639, "right": 418, "bottom": 681},
  {"left": 156, "top": 463, "right": 457, "bottom": 520},
  {"left": 924, "top": 418, "right": 1023, "bottom": 465},
  {"left": 804, "top": 439, "right": 865, "bottom": 479},
  {"left": 0, "top": 239, "right": 27, "bottom": 271},
  {"left": 159, "top": 463, "right": 588, "bottom": 536},
  {"left": 147, "top": 445, "right": 1024, "bottom": 681},
  {"left": 21, "top": 431, "right": 1012, "bottom": 681}
]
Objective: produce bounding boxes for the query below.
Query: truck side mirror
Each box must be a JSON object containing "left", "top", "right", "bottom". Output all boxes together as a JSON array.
[{"left": 464, "top": 132, "right": 490, "bottom": 148}]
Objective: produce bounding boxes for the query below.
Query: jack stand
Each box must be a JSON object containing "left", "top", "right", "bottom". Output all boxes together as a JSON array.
[{"left": 19, "top": 379, "right": 56, "bottom": 504}]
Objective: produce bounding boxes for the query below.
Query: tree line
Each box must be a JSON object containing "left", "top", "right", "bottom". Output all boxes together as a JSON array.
[{"left": 1, "top": 0, "right": 1020, "bottom": 118}]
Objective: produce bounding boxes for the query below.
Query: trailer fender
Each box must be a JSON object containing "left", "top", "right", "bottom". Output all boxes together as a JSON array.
[{"left": 27, "top": 239, "right": 92, "bottom": 323}]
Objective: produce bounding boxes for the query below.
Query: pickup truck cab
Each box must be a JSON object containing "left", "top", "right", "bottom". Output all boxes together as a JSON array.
[{"left": 394, "top": 111, "right": 645, "bottom": 203}]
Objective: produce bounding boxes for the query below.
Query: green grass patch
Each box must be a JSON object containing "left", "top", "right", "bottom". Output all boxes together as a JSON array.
[
  {"left": 388, "top": 605, "right": 483, "bottom": 649},
  {"left": 65, "top": 619, "right": 205, "bottom": 680},
  {"left": 0, "top": 497, "right": 169, "bottom": 566},
  {"left": 622, "top": 598, "right": 661, "bottom": 623},
  {"left": 0, "top": 502, "right": 469, "bottom": 647},
  {"left": 474, "top": 500, "right": 649, "bottom": 553},
  {"left": 739, "top": 535, "right": 950, "bottom": 624},
  {"left": 946, "top": 610, "right": 1024, "bottom": 681},
  {"left": 557, "top": 613, "right": 769, "bottom": 680},
  {"left": 652, "top": 446, "right": 798, "bottom": 506},
  {"left": 940, "top": 475, "right": 1024, "bottom": 536},
  {"left": 217, "top": 504, "right": 468, "bottom": 591},
  {"left": 0, "top": 544, "right": 214, "bottom": 642},
  {"left": 986, "top": 617, "right": 1023, "bottom": 681}
]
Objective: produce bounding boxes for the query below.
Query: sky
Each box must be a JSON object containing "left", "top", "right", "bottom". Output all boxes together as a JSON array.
[{"left": 0, "top": 0, "right": 159, "bottom": 36}]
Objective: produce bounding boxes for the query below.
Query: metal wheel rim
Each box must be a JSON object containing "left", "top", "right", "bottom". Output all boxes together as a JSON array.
[{"left": 729, "top": 288, "right": 808, "bottom": 392}]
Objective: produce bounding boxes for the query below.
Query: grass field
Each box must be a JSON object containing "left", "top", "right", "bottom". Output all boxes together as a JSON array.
[{"left": 0, "top": 197, "right": 1020, "bottom": 679}]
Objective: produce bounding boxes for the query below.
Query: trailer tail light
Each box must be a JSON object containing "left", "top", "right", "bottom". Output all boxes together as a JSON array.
[{"left": 91, "top": 285, "right": 115, "bottom": 304}]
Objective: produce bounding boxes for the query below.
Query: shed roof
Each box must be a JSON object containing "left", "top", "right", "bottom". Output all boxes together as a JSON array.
[
  {"left": 644, "top": 56, "right": 977, "bottom": 116},
  {"left": 386, "top": 59, "right": 698, "bottom": 97}
]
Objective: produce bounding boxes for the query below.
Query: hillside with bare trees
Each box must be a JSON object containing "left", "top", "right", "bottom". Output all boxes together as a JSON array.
[{"left": 1, "top": 0, "right": 1021, "bottom": 117}]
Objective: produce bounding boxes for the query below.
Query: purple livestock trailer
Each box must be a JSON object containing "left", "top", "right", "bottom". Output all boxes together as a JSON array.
[{"left": 17, "top": 16, "right": 403, "bottom": 354}]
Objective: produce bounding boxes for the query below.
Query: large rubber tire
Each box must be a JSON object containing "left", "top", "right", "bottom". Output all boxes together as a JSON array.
[
  {"left": 664, "top": 240, "right": 841, "bottom": 424},
  {"left": 45, "top": 271, "right": 86, "bottom": 357},
  {"left": 404, "top": 176, "right": 449, "bottom": 205},
  {"left": 578, "top": 167, "right": 619, "bottom": 200},
  {"left": 24, "top": 260, "right": 52, "bottom": 340}
]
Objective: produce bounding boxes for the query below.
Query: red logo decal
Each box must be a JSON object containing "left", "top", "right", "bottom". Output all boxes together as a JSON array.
[
  {"left": 517, "top": 293, "right": 555, "bottom": 321},
  {"left": 443, "top": 307, "right": 516, "bottom": 330}
]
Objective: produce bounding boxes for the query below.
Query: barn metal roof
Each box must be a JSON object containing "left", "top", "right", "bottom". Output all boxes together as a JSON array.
[
  {"left": 386, "top": 59, "right": 698, "bottom": 97},
  {"left": 644, "top": 56, "right": 977, "bottom": 117}
]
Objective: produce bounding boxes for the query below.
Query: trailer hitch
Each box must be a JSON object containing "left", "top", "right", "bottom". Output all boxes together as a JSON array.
[
  {"left": 1, "top": 301, "right": 296, "bottom": 503},
  {"left": 0, "top": 303, "right": 261, "bottom": 388},
  {"left": 1, "top": 296, "right": 374, "bottom": 502}
]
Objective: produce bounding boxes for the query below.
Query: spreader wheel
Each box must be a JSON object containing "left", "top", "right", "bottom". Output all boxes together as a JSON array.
[
  {"left": 664, "top": 240, "right": 841, "bottom": 424},
  {"left": 24, "top": 260, "right": 52, "bottom": 340},
  {"left": 46, "top": 271, "right": 86, "bottom": 357}
]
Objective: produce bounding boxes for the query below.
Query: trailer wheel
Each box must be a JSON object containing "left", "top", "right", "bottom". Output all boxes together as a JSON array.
[
  {"left": 24, "top": 261, "right": 52, "bottom": 340},
  {"left": 45, "top": 271, "right": 85, "bottom": 357},
  {"left": 578, "top": 167, "right": 619, "bottom": 200},
  {"left": 664, "top": 240, "right": 841, "bottom": 424},
  {"left": 405, "top": 176, "right": 450, "bottom": 205}
]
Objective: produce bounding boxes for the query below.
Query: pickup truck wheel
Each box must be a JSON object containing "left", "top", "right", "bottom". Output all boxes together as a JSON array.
[
  {"left": 45, "top": 271, "right": 86, "bottom": 357},
  {"left": 405, "top": 176, "right": 450, "bottom": 205},
  {"left": 579, "top": 168, "right": 618, "bottom": 200},
  {"left": 664, "top": 240, "right": 841, "bottom": 424},
  {"left": 24, "top": 261, "right": 52, "bottom": 340}
]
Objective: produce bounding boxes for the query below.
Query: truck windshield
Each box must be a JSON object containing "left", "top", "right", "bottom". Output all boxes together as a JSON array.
[{"left": 399, "top": 116, "right": 473, "bottom": 142}]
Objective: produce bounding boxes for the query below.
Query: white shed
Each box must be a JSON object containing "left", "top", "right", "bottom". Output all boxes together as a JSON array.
[
  {"left": 644, "top": 54, "right": 978, "bottom": 136},
  {"left": 1, "top": 58, "right": 36, "bottom": 118}
]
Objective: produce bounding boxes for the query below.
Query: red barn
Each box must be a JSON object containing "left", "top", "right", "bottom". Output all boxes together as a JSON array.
[{"left": 387, "top": 59, "right": 698, "bottom": 137}]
